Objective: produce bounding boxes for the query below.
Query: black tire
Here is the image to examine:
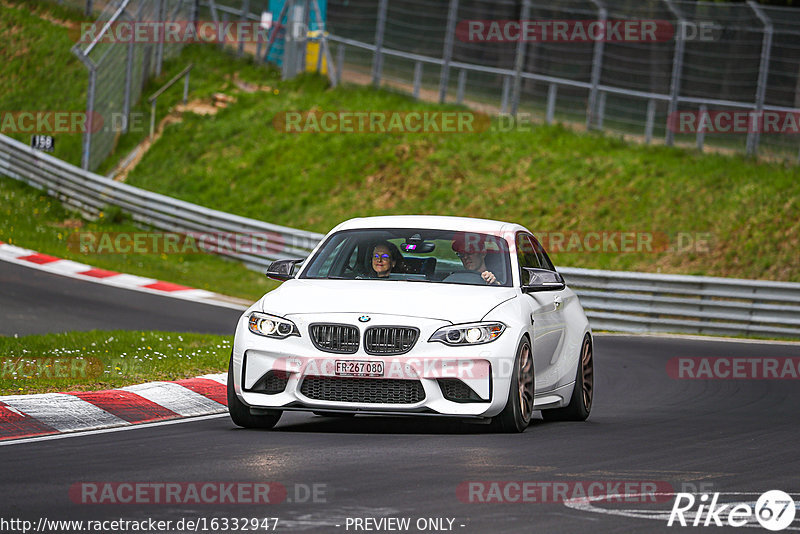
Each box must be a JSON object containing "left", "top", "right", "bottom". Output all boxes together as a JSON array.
[
  {"left": 542, "top": 334, "right": 593, "bottom": 422},
  {"left": 227, "top": 356, "right": 282, "bottom": 429},
  {"left": 491, "top": 337, "right": 534, "bottom": 433}
]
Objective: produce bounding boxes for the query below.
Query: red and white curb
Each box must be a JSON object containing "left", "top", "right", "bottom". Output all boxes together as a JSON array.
[
  {"left": 0, "top": 241, "right": 248, "bottom": 310},
  {"left": 0, "top": 373, "right": 227, "bottom": 442}
]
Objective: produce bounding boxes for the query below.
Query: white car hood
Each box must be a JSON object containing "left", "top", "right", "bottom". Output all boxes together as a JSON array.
[{"left": 259, "top": 279, "right": 517, "bottom": 323}]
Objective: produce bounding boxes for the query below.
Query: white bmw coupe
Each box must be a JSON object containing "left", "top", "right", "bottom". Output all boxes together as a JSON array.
[{"left": 228, "top": 215, "right": 593, "bottom": 432}]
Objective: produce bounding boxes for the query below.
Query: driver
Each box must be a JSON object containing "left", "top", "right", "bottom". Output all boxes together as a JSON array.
[
  {"left": 369, "top": 241, "right": 403, "bottom": 278},
  {"left": 451, "top": 233, "right": 501, "bottom": 285}
]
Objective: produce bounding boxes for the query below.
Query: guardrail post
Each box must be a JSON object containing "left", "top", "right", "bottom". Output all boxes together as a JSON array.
[
  {"left": 645, "top": 99, "right": 656, "bottom": 144},
  {"left": 221, "top": 11, "right": 229, "bottom": 51},
  {"left": 83, "top": 66, "right": 97, "bottom": 170},
  {"left": 664, "top": 0, "right": 685, "bottom": 146},
  {"left": 438, "top": 0, "right": 459, "bottom": 103},
  {"left": 586, "top": 0, "right": 607, "bottom": 130},
  {"left": 546, "top": 83, "right": 557, "bottom": 124},
  {"left": 511, "top": 0, "right": 531, "bottom": 116},
  {"left": 310, "top": 0, "right": 337, "bottom": 86},
  {"left": 746, "top": 1, "right": 773, "bottom": 157},
  {"left": 596, "top": 91, "right": 607, "bottom": 130},
  {"left": 501, "top": 76, "right": 510, "bottom": 114},
  {"left": 413, "top": 61, "right": 422, "bottom": 99},
  {"left": 456, "top": 69, "right": 466, "bottom": 104},
  {"left": 122, "top": 14, "right": 135, "bottom": 134},
  {"left": 191, "top": 0, "right": 199, "bottom": 24},
  {"left": 336, "top": 44, "right": 345, "bottom": 84},
  {"left": 696, "top": 104, "right": 707, "bottom": 151},
  {"left": 372, "top": 0, "right": 388, "bottom": 88},
  {"left": 183, "top": 71, "right": 190, "bottom": 104},
  {"left": 85, "top": 0, "right": 92, "bottom": 17},
  {"left": 239, "top": 0, "right": 251, "bottom": 57},
  {"left": 155, "top": 0, "right": 166, "bottom": 77}
]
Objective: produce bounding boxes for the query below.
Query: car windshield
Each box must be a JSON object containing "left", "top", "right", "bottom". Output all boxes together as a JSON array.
[{"left": 300, "top": 228, "right": 512, "bottom": 287}]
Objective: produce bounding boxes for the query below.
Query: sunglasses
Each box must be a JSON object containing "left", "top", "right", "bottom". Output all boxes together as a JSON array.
[{"left": 373, "top": 253, "right": 391, "bottom": 260}]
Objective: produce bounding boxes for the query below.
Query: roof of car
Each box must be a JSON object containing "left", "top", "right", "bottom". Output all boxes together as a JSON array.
[{"left": 332, "top": 215, "right": 528, "bottom": 235}]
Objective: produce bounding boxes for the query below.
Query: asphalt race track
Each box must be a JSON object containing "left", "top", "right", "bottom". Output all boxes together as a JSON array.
[
  {"left": 0, "top": 260, "right": 243, "bottom": 335},
  {"left": 2, "top": 263, "right": 799, "bottom": 533}
]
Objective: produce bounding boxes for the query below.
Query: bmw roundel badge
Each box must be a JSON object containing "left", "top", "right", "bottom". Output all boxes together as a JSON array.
[{"left": 358, "top": 315, "right": 371, "bottom": 323}]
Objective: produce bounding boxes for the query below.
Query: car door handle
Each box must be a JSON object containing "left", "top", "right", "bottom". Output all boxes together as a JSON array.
[{"left": 553, "top": 295, "right": 563, "bottom": 309}]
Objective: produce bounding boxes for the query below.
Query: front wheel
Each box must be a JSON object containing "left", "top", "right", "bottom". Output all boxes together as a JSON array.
[
  {"left": 491, "top": 337, "right": 534, "bottom": 433},
  {"left": 227, "top": 356, "right": 282, "bottom": 429},
  {"left": 542, "top": 334, "right": 593, "bottom": 422}
]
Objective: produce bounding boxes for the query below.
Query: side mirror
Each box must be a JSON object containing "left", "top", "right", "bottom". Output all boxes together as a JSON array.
[
  {"left": 521, "top": 268, "right": 565, "bottom": 293},
  {"left": 266, "top": 259, "right": 303, "bottom": 281}
]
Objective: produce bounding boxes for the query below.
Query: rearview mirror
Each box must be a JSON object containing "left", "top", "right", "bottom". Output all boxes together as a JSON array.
[
  {"left": 402, "top": 234, "right": 435, "bottom": 253},
  {"left": 521, "top": 268, "right": 565, "bottom": 293},
  {"left": 266, "top": 259, "right": 303, "bottom": 281}
]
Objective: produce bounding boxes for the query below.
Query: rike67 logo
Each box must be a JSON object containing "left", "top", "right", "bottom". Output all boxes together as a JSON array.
[{"left": 668, "top": 490, "right": 796, "bottom": 531}]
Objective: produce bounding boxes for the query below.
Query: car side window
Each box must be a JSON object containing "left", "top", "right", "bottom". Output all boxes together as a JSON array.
[
  {"left": 516, "top": 233, "right": 542, "bottom": 285},
  {"left": 309, "top": 238, "right": 349, "bottom": 278},
  {"left": 530, "top": 236, "right": 556, "bottom": 271}
]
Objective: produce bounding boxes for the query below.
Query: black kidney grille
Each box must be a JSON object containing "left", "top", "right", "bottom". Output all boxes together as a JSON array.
[
  {"left": 300, "top": 376, "right": 425, "bottom": 404},
  {"left": 364, "top": 327, "right": 419, "bottom": 355},
  {"left": 309, "top": 324, "right": 360, "bottom": 354}
]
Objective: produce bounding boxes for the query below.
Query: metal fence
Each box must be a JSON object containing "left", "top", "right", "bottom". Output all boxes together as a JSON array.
[
  {"left": 322, "top": 0, "right": 800, "bottom": 161},
  {"left": 68, "top": 0, "right": 192, "bottom": 171},
  {"left": 55, "top": 0, "right": 800, "bottom": 170},
  {"left": 3, "top": 133, "right": 800, "bottom": 338}
]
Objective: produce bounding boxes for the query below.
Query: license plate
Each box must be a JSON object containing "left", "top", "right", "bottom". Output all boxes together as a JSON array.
[{"left": 335, "top": 360, "right": 384, "bottom": 377}]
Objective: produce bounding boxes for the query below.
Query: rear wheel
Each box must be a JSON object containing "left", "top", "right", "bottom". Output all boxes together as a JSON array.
[
  {"left": 491, "top": 337, "right": 534, "bottom": 433},
  {"left": 227, "top": 356, "right": 282, "bottom": 429},
  {"left": 542, "top": 334, "right": 593, "bottom": 422}
]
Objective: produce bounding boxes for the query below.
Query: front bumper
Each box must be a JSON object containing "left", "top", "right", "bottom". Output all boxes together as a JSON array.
[{"left": 231, "top": 312, "right": 521, "bottom": 418}]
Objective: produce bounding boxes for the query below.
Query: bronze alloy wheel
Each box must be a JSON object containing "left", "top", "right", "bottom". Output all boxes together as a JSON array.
[
  {"left": 541, "top": 335, "right": 593, "bottom": 422},
  {"left": 581, "top": 338, "right": 593, "bottom": 412},
  {"left": 518, "top": 341, "right": 534, "bottom": 423},
  {"left": 492, "top": 338, "right": 534, "bottom": 432}
]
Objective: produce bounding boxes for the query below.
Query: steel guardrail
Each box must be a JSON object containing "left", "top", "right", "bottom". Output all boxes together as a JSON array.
[{"left": 2, "top": 133, "right": 799, "bottom": 338}]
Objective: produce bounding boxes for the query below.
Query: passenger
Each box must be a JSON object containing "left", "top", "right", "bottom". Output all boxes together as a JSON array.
[
  {"left": 370, "top": 241, "right": 403, "bottom": 278},
  {"left": 452, "top": 234, "right": 501, "bottom": 285}
]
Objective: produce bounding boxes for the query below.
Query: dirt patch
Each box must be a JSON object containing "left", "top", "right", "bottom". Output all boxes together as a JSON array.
[
  {"left": 111, "top": 93, "right": 240, "bottom": 182},
  {"left": 175, "top": 99, "right": 219, "bottom": 116},
  {"left": 231, "top": 73, "right": 273, "bottom": 94},
  {"left": 48, "top": 218, "right": 84, "bottom": 229}
]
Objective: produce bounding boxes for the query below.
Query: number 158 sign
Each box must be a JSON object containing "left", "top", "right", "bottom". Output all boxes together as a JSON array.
[{"left": 31, "top": 135, "right": 55, "bottom": 153}]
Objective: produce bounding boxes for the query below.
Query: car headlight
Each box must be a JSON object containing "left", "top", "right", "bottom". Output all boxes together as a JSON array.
[
  {"left": 428, "top": 322, "right": 506, "bottom": 345},
  {"left": 248, "top": 312, "right": 300, "bottom": 339}
]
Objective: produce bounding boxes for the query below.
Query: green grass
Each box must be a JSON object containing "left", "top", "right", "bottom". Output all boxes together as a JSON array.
[
  {"left": 5, "top": 1, "right": 799, "bottom": 284},
  {"left": 122, "top": 60, "right": 800, "bottom": 282},
  {"left": 0, "top": 330, "right": 231, "bottom": 395},
  {"left": 0, "top": 0, "right": 88, "bottom": 165},
  {"left": 0, "top": 175, "right": 278, "bottom": 301}
]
